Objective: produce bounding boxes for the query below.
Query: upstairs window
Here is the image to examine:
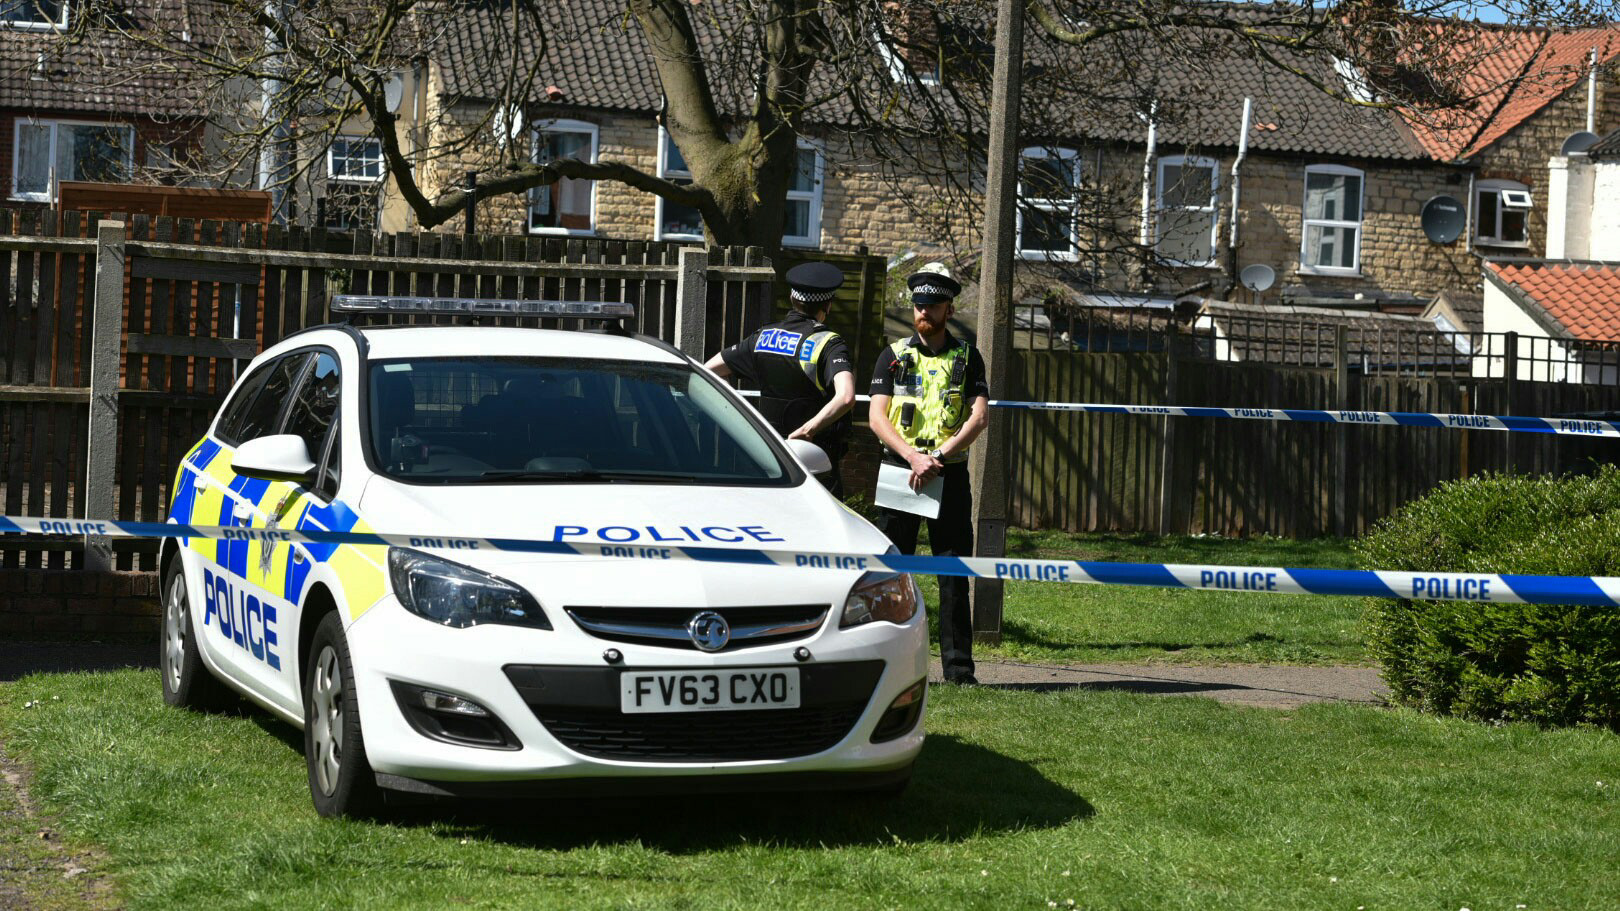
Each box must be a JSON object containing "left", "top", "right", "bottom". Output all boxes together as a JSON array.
[
  {"left": 2, "top": 0, "right": 67, "bottom": 29},
  {"left": 782, "top": 142, "right": 823, "bottom": 248},
  {"left": 1156, "top": 155, "right": 1219, "bottom": 267},
  {"left": 656, "top": 127, "right": 703, "bottom": 242},
  {"left": 1300, "top": 164, "right": 1363, "bottom": 274},
  {"left": 1475, "top": 179, "right": 1531, "bottom": 247},
  {"left": 11, "top": 119, "right": 134, "bottom": 202},
  {"left": 323, "top": 136, "right": 383, "bottom": 231},
  {"left": 1017, "top": 146, "right": 1081, "bottom": 262},
  {"left": 530, "top": 119, "right": 597, "bottom": 235}
]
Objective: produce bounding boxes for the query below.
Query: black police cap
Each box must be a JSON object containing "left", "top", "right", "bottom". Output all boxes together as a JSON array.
[
  {"left": 786, "top": 261, "right": 844, "bottom": 306},
  {"left": 907, "top": 267, "right": 961, "bottom": 305}
]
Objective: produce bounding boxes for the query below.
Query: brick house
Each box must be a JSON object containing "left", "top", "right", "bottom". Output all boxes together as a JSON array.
[
  {"left": 393, "top": 6, "right": 1620, "bottom": 313},
  {"left": 1, "top": 0, "right": 209, "bottom": 213}
]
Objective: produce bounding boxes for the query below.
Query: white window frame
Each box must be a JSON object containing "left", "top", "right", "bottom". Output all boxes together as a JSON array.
[
  {"left": 1155, "top": 154, "right": 1220, "bottom": 268},
  {"left": 873, "top": 26, "right": 941, "bottom": 86},
  {"left": 1299, "top": 163, "right": 1364, "bottom": 276},
  {"left": 1474, "top": 178, "right": 1532, "bottom": 248},
  {"left": 781, "top": 140, "right": 823, "bottom": 249},
  {"left": 655, "top": 126, "right": 703, "bottom": 242},
  {"left": 10, "top": 117, "right": 134, "bottom": 202},
  {"left": 326, "top": 135, "right": 384, "bottom": 184},
  {"left": 529, "top": 118, "right": 598, "bottom": 237},
  {"left": 1, "top": 0, "right": 69, "bottom": 31},
  {"left": 1016, "top": 146, "right": 1082, "bottom": 263}
]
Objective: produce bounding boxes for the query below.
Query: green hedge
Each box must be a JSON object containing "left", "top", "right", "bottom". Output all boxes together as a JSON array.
[{"left": 1356, "top": 468, "right": 1620, "bottom": 730}]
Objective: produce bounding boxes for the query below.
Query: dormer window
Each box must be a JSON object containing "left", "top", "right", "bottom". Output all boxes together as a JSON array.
[
  {"left": 875, "top": 2, "right": 941, "bottom": 85},
  {"left": 2, "top": 0, "right": 68, "bottom": 30},
  {"left": 1475, "top": 179, "right": 1531, "bottom": 247}
]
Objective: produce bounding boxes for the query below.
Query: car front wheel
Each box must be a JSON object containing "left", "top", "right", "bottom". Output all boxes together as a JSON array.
[
  {"left": 304, "top": 611, "right": 383, "bottom": 819},
  {"left": 159, "top": 559, "right": 233, "bottom": 710}
]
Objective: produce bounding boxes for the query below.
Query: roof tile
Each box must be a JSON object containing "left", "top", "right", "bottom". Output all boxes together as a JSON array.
[{"left": 1489, "top": 260, "right": 1620, "bottom": 340}]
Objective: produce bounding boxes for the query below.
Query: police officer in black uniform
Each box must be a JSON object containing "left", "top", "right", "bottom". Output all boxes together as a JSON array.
[
  {"left": 868, "top": 264, "right": 990, "bottom": 685},
  {"left": 705, "top": 261, "right": 857, "bottom": 496}
]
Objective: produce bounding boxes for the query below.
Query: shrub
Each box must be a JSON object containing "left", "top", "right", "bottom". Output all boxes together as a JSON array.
[{"left": 1356, "top": 467, "right": 1620, "bottom": 730}]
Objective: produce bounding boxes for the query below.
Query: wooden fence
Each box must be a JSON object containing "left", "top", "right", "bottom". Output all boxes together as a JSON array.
[
  {"left": 1008, "top": 340, "right": 1620, "bottom": 538},
  {"left": 0, "top": 208, "right": 803, "bottom": 570}
]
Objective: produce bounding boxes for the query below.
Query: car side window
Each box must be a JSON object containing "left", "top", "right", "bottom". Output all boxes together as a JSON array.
[
  {"left": 284, "top": 352, "right": 342, "bottom": 495},
  {"left": 232, "top": 353, "right": 312, "bottom": 444},
  {"left": 215, "top": 363, "right": 275, "bottom": 445}
]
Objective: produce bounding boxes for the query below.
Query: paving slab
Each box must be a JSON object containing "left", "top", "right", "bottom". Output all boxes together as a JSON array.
[{"left": 930, "top": 659, "right": 1388, "bottom": 709}]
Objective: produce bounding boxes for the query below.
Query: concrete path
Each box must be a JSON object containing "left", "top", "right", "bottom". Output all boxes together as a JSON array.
[{"left": 930, "top": 659, "right": 1388, "bottom": 709}]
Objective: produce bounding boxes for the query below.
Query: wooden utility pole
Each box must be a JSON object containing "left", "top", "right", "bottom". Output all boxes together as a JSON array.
[{"left": 970, "top": 0, "right": 1025, "bottom": 644}]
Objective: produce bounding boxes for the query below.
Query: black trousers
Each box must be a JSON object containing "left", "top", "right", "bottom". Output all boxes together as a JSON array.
[
  {"left": 876, "top": 460, "right": 974, "bottom": 681},
  {"left": 815, "top": 439, "right": 848, "bottom": 500}
]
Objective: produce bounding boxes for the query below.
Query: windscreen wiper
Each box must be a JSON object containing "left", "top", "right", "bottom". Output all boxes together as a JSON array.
[{"left": 470, "top": 469, "right": 702, "bottom": 484}]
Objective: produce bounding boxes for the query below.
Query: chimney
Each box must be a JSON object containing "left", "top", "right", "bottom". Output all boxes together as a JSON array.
[{"left": 1547, "top": 153, "right": 1594, "bottom": 259}]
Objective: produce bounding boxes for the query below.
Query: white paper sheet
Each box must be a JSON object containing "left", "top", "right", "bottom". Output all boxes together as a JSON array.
[{"left": 874, "top": 461, "right": 943, "bottom": 519}]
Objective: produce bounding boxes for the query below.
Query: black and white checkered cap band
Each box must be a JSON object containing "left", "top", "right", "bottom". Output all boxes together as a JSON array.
[
  {"left": 910, "top": 283, "right": 956, "bottom": 298},
  {"left": 791, "top": 289, "right": 837, "bottom": 304}
]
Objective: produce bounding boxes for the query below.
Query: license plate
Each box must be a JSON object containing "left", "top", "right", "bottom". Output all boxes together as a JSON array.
[{"left": 620, "top": 668, "right": 801, "bottom": 714}]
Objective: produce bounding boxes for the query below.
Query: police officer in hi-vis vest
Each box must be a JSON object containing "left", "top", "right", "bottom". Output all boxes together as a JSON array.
[
  {"left": 868, "top": 264, "right": 990, "bottom": 685},
  {"left": 705, "top": 261, "right": 857, "bottom": 496}
]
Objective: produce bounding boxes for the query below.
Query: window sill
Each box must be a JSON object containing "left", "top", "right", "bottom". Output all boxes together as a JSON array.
[
  {"left": 657, "top": 233, "right": 704, "bottom": 243},
  {"left": 1161, "top": 259, "right": 1220, "bottom": 270},
  {"left": 1473, "top": 238, "right": 1530, "bottom": 250},
  {"left": 1295, "top": 266, "right": 1362, "bottom": 278},
  {"left": 528, "top": 227, "right": 597, "bottom": 237},
  {"left": 1017, "top": 251, "right": 1081, "bottom": 263}
]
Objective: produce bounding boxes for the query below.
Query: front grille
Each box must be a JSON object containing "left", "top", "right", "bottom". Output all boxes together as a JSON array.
[
  {"left": 504, "top": 660, "right": 883, "bottom": 762},
  {"left": 564, "top": 604, "right": 830, "bottom": 651},
  {"left": 532, "top": 703, "right": 868, "bottom": 761}
]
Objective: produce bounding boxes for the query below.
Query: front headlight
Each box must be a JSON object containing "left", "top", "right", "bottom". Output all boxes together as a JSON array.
[
  {"left": 840, "top": 570, "right": 922, "bottom": 628},
  {"left": 388, "top": 548, "right": 551, "bottom": 630}
]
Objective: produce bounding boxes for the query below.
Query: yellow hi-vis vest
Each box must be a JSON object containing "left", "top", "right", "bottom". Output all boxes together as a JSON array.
[{"left": 885, "top": 337, "right": 971, "bottom": 463}]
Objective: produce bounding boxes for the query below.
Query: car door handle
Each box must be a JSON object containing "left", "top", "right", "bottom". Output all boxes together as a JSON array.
[
  {"left": 232, "top": 500, "right": 252, "bottom": 521},
  {"left": 292, "top": 548, "right": 307, "bottom": 564},
  {"left": 192, "top": 475, "right": 208, "bottom": 493}
]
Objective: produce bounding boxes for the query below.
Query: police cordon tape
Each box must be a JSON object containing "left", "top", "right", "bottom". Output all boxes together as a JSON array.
[
  {"left": 6, "top": 515, "right": 1619, "bottom": 607},
  {"left": 735, "top": 391, "right": 1620, "bottom": 439}
]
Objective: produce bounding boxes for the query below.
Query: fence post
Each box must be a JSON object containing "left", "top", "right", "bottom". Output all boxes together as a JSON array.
[
  {"left": 1333, "top": 324, "right": 1348, "bottom": 538},
  {"left": 1157, "top": 320, "right": 1178, "bottom": 535},
  {"left": 674, "top": 246, "right": 707, "bottom": 359},
  {"left": 84, "top": 220, "right": 126, "bottom": 571},
  {"left": 1503, "top": 331, "right": 1519, "bottom": 473}
]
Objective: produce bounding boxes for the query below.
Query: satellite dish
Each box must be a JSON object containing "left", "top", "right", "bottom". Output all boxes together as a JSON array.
[
  {"left": 1239, "top": 263, "right": 1276, "bottom": 293},
  {"left": 1562, "top": 130, "right": 1600, "bottom": 155},
  {"left": 383, "top": 74, "right": 405, "bottom": 114},
  {"left": 1421, "top": 195, "right": 1465, "bottom": 244}
]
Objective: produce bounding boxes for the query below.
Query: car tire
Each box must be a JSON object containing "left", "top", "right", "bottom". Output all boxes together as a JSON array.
[
  {"left": 159, "top": 559, "right": 234, "bottom": 710},
  {"left": 304, "top": 611, "right": 383, "bottom": 819}
]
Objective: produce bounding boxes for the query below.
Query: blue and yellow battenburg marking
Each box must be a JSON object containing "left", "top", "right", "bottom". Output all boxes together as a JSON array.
[
  {"left": 167, "top": 436, "right": 388, "bottom": 632},
  {"left": 9, "top": 512, "right": 1620, "bottom": 609}
]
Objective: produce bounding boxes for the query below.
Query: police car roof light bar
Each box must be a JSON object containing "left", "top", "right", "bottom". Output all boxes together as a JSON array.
[{"left": 332, "top": 295, "right": 636, "bottom": 319}]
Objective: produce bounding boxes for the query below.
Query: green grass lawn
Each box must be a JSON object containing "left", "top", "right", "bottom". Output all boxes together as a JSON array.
[
  {"left": 917, "top": 529, "right": 1368, "bottom": 666},
  {"left": 4, "top": 669, "right": 1618, "bottom": 910}
]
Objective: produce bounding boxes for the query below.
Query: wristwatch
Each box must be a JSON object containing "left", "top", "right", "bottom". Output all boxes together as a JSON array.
[{"left": 928, "top": 448, "right": 943, "bottom": 459}]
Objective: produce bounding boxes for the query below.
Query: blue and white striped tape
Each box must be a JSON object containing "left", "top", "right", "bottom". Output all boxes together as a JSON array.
[
  {"left": 741, "top": 391, "right": 1620, "bottom": 439},
  {"left": 4, "top": 515, "right": 1616, "bottom": 607}
]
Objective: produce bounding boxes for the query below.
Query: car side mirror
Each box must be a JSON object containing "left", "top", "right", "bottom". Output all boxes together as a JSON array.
[
  {"left": 233, "top": 434, "right": 317, "bottom": 483},
  {"left": 784, "top": 438, "right": 832, "bottom": 476}
]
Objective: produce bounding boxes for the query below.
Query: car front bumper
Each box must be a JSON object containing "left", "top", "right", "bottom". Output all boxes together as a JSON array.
[{"left": 348, "top": 595, "right": 929, "bottom": 787}]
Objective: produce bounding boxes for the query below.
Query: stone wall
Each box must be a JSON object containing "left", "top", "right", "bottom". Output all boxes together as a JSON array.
[{"left": 0, "top": 571, "right": 159, "bottom": 636}]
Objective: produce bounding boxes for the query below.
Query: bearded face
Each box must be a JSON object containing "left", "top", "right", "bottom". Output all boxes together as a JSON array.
[{"left": 913, "top": 302, "right": 949, "bottom": 336}]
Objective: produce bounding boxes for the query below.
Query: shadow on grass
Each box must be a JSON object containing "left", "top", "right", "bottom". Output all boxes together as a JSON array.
[
  {"left": 0, "top": 638, "right": 157, "bottom": 682},
  {"left": 391, "top": 735, "right": 1092, "bottom": 849},
  {"left": 1001, "top": 619, "right": 1286, "bottom": 654}
]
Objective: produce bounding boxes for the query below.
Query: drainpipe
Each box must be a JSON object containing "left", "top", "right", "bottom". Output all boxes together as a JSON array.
[
  {"left": 1227, "top": 97, "right": 1253, "bottom": 294},
  {"left": 1588, "top": 47, "right": 1599, "bottom": 134},
  {"left": 1139, "top": 100, "right": 1157, "bottom": 250}
]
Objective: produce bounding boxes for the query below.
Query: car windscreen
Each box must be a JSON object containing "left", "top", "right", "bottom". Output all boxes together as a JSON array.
[{"left": 366, "top": 356, "right": 796, "bottom": 485}]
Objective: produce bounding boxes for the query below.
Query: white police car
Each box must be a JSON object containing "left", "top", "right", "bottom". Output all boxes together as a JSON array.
[{"left": 159, "top": 298, "right": 928, "bottom": 817}]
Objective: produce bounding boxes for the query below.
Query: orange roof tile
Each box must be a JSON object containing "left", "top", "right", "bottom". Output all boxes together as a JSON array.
[
  {"left": 1397, "top": 22, "right": 1620, "bottom": 161},
  {"left": 1488, "top": 261, "right": 1620, "bottom": 340}
]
